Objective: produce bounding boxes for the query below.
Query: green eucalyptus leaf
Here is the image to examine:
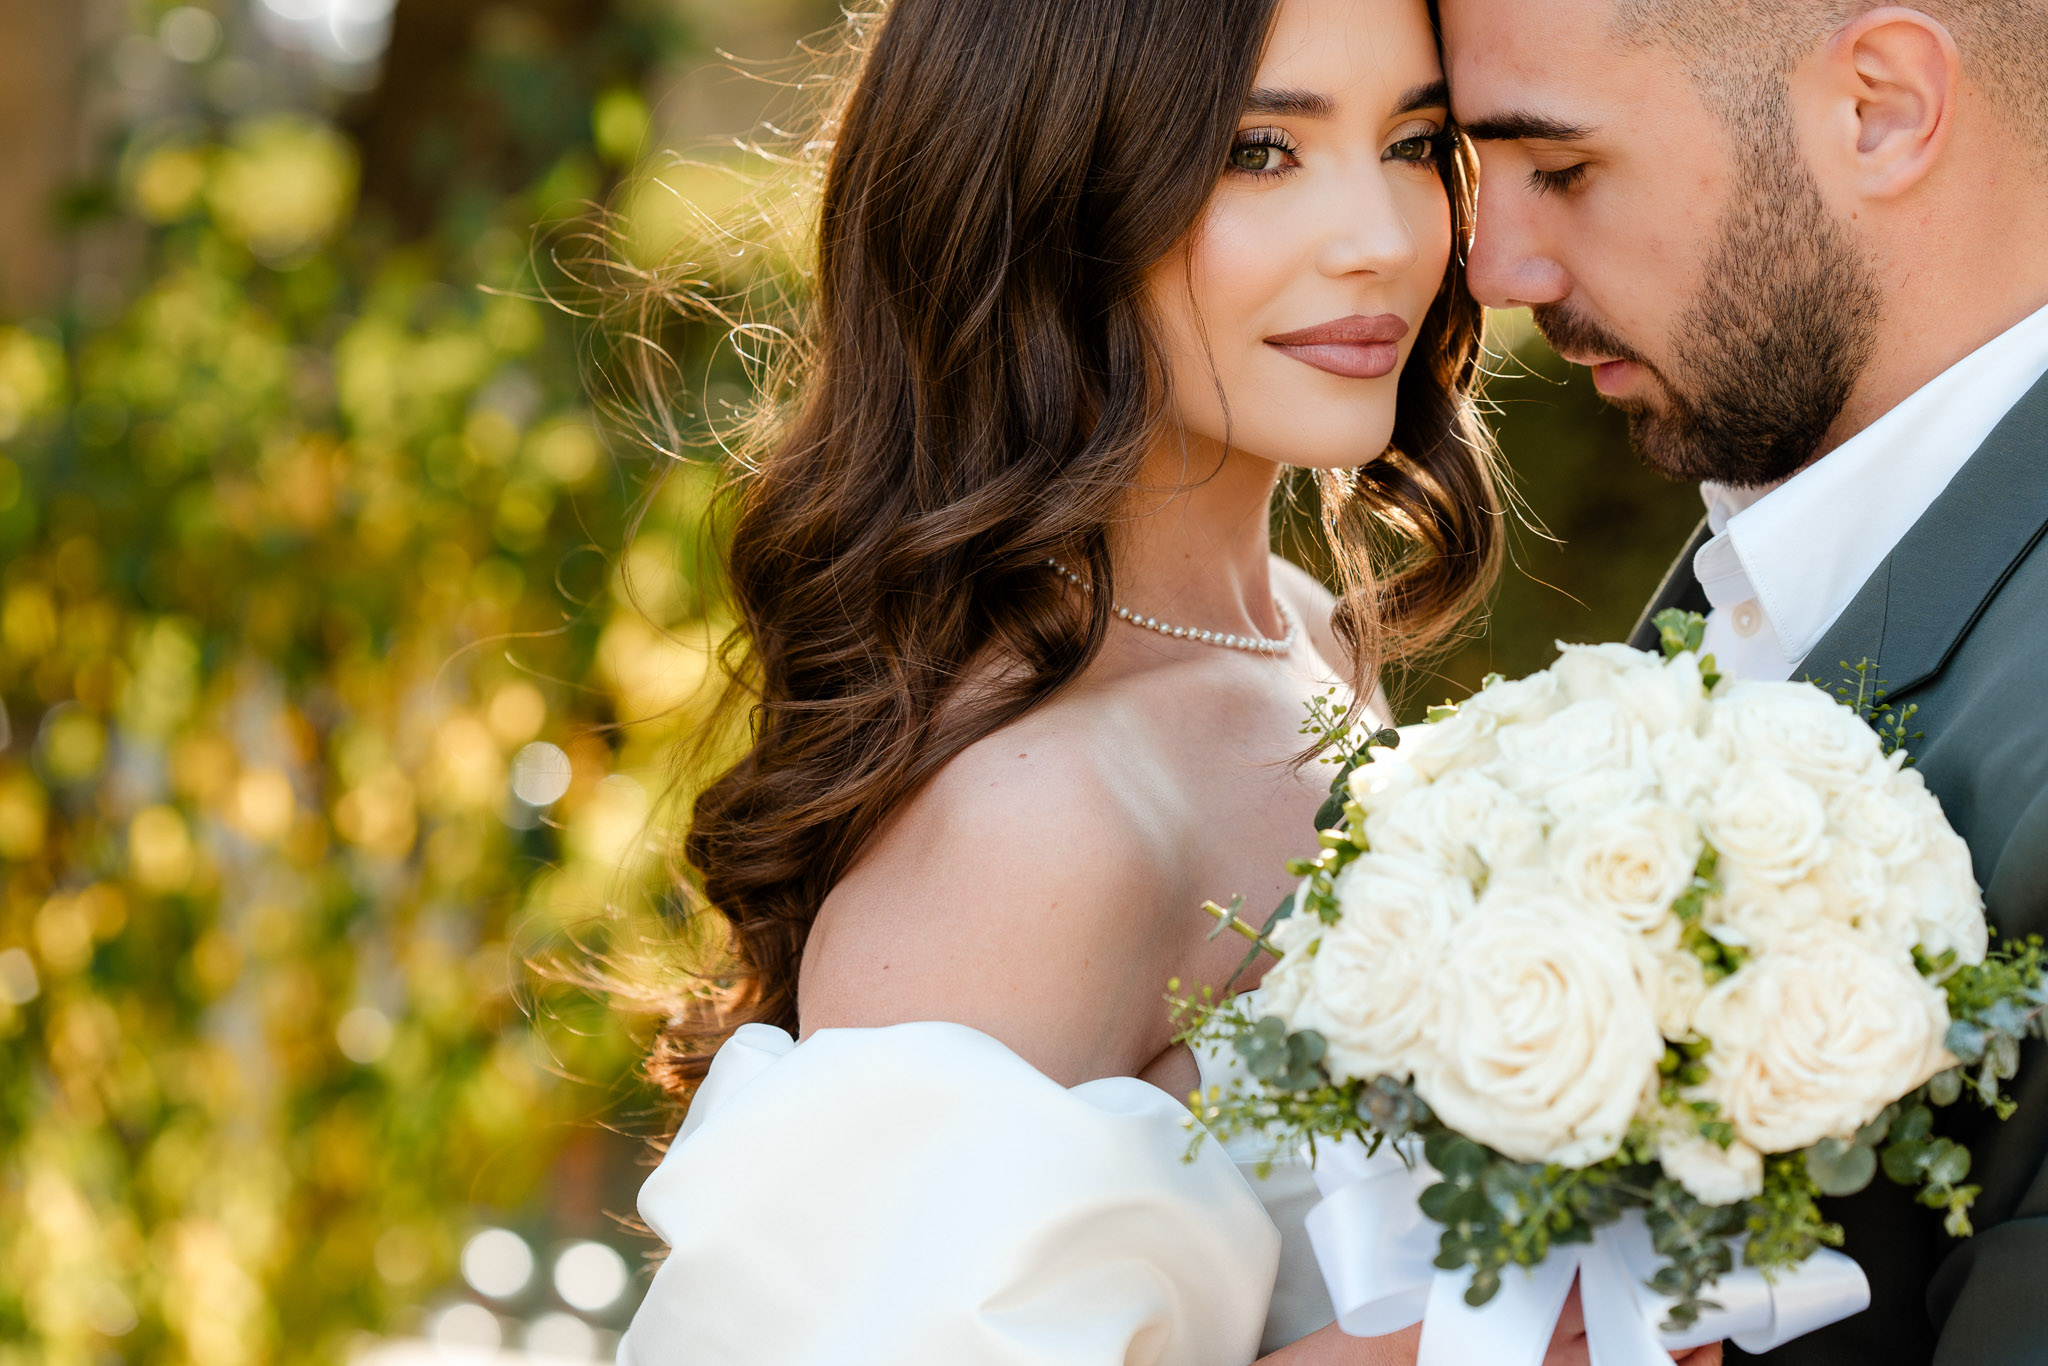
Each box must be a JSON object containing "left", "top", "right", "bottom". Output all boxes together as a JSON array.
[
  {"left": 1806, "top": 1139, "right": 1878, "bottom": 1196},
  {"left": 1896, "top": 1105, "right": 1935, "bottom": 1143},
  {"left": 1428, "top": 1134, "right": 1489, "bottom": 1184},
  {"left": 1928, "top": 1068, "right": 1964, "bottom": 1107},
  {"left": 1945, "top": 1020, "right": 1988, "bottom": 1064},
  {"left": 1882, "top": 1139, "right": 1927, "bottom": 1185},
  {"left": 1926, "top": 1141, "right": 1972, "bottom": 1188},
  {"left": 1420, "top": 1181, "right": 1461, "bottom": 1223},
  {"left": 1991, "top": 1032, "right": 2022, "bottom": 1079},
  {"left": 1854, "top": 1105, "right": 1898, "bottom": 1148}
]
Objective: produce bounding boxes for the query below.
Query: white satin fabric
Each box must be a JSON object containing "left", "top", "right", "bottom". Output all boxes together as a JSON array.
[
  {"left": 1304, "top": 1137, "right": 1871, "bottom": 1365},
  {"left": 1190, "top": 1021, "right": 1338, "bottom": 1352},
  {"left": 618, "top": 1020, "right": 1287, "bottom": 1366}
]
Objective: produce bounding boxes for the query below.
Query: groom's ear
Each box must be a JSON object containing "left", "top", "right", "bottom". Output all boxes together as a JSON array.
[{"left": 1795, "top": 6, "right": 1959, "bottom": 203}]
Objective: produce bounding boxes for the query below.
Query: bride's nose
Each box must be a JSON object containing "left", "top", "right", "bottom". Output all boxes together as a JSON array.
[{"left": 1314, "top": 173, "right": 1423, "bottom": 281}]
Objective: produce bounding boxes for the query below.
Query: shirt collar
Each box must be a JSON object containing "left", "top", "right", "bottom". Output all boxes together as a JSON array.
[{"left": 1692, "top": 298, "right": 2048, "bottom": 668}]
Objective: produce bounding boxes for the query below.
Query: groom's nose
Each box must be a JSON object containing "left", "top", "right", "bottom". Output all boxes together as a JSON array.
[{"left": 1465, "top": 158, "right": 1572, "bottom": 310}]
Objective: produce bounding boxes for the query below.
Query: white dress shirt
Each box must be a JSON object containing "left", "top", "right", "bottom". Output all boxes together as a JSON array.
[{"left": 1695, "top": 300, "right": 2048, "bottom": 682}]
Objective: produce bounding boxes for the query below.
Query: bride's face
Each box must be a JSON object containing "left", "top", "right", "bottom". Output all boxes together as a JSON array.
[{"left": 1149, "top": 0, "right": 1454, "bottom": 472}]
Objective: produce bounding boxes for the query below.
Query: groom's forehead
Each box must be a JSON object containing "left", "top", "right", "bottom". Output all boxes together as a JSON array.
[{"left": 1440, "top": 0, "right": 1656, "bottom": 124}]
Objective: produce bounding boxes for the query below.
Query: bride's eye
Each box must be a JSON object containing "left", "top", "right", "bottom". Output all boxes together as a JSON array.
[
  {"left": 1385, "top": 129, "right": 1449, "bottom": 167},
  {"left": 1227, "top": 130, "right": 1298, "bottom": 178}
]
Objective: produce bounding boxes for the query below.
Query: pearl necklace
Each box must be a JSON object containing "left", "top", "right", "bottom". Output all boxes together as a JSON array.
[{"left": 1045, "top": 559, "right": 1298, "bottom": 656}]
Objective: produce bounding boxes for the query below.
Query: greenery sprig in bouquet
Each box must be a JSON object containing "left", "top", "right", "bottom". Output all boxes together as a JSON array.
[{"left": 1178, "top": 612, "right": 2048, "bottom": 1330}]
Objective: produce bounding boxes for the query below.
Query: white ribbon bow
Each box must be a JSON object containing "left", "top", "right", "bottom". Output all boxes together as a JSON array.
[{"left": 1304, "top": 1138, "right": 1871, "bottom": 1366}]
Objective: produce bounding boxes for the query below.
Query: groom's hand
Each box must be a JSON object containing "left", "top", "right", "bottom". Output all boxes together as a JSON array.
[{"left": 1542, "top": 1283, "right": 1724, "bottom": 1366}]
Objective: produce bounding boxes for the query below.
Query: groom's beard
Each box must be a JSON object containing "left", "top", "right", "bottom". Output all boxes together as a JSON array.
[{"left": 1533, "top": 145, "right": 1882, "bottom": 489}]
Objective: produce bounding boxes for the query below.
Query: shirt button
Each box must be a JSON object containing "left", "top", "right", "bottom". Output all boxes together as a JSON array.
[{"left": 1731, "top": 602, "right": 1763, "bottom": 639}]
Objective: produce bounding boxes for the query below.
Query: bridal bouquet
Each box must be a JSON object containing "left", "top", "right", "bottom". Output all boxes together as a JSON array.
[{"left": 1180, "top": 612, "right": 2048, "bottom": 1358}]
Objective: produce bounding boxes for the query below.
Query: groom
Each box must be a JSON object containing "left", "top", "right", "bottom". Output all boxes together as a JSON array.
[{"left": 1440, "top": 0, "right": 2048, "bottom": 1362}]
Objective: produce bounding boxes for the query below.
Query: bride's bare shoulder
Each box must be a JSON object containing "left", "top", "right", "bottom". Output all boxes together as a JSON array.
[{"left": 797, "top": 697, "right": 1187, "bottom": 1084}]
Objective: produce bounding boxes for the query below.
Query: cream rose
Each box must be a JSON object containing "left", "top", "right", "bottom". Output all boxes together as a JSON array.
[
  {"left": 1348, "top": 747, "right": 1427, "bottom": 821},
  {"left": 1551, "top": 800, "right": 1703, "bottom": 936},
  {"left": 1703, "top": 760, "right": 1831, "bottom": 886},
  {"left": 1897, "top": 827, "right": 1988, "bottom": 966},
  {"left": 1705, "top": 872, "right": 1825, "bottom": 952},
  {"left": 1708, "top": 682, "right": 1890, "bottom": 798},
  {"left": 1416, "top": 891, "right": 1663, "bottom": 1166},
  {"left": 1657, "top": 1130, "right": 1765, "bottom": 1206},
  {"left": 1691, "top": 921, "right": 1954, "bottom": 1152},
  {"left": 1401, "top": 706, "right": 1502, "bottom": 781},
  {"left": 1253, "top": 907, "right": 1324, "bottom": 1026},
  {"left": 1285, "top": 854, "right": 1468, "bottom": 1082},
  {"left": 1648, "top": 726, "right": 1736, "bottom": 816},
  {"left": 1831, "top": 780, "right": 1928, "bottom": 872},
  {"left": 1363, "top": 769, "right": 1545, "bottom": 884},
  {"left": 1639, "top": 940, "right": 1711, "bottom": 1040},
  {"left": 1462, "top": 669, "right": 1566, "bottom": 728},
  {"left": 1487, "top": 698, "right": 1654, "bottom": 822},
  {"left": 1554, "top": 642, "right": 1710, "bottom": 736}
]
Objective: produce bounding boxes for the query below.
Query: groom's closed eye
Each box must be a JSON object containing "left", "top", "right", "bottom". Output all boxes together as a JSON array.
[{"left": 1458, "top": 110, "right": 1598, "bottom": 195}]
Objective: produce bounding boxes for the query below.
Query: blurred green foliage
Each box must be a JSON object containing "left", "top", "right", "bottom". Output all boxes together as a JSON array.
[
  {"left": 0, "top": 4, "right": 740, "bottom": 1363},
  {"left": 1399, "top": 311, "right": 1705, "bottom": 717}
]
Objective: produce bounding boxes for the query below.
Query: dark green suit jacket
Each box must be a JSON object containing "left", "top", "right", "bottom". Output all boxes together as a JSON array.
[{"left": 1629, "top": 368, "right": 2048, "bottom": 1364}]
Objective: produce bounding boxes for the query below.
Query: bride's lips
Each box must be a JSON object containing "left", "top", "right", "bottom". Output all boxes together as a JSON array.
[{"left": 1264, "top": 313, "right": 1409, "bottom": 380}]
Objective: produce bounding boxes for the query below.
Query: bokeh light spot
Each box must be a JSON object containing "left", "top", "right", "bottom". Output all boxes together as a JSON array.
[
  {"left": 428, "top": 1301, "right": 501, "bottom": 1352},
  {"left": 526, "top": 1310, "right": 599, "bottom": 1359},
  {"left": 158, "top": 7, "right": 224, "bottom": 63},
  {"left": 0, "top": 948, "right": 40, "bottom": 1006},
  {"left": 510, "top": 742, "right": 572, "bottom": 808},
  {"left": 460, "top": 1228, "right": 533, "bottom": 1300},
  {"left": 336, "top": 1006, "right": 394, "bottom": 1065},
  {"left": 552, "top": 1239, "right": 628, "bottom": 1313}
]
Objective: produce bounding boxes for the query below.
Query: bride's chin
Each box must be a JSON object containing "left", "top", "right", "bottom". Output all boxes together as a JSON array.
[{"left": 1241, "top": 426, "right": 1399, "bottom": 474}]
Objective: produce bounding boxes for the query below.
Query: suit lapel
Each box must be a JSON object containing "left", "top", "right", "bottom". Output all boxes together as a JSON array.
[
  {"left": 1628, "top": 517, "right": 1712, "bottom": 651},
  {"left": 1801, "top": 368, "right": 2048, "bottom": 697}
]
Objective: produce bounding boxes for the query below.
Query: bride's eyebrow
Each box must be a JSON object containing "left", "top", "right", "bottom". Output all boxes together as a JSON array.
[
  {"left": 1244, "top": 87, "right": 1333, "bottom": 117},
  {"left": 1391, "top": 78, "right": 1449, "bottom": 117}
]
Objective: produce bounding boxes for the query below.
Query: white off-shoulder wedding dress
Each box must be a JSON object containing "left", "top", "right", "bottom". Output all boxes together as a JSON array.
[{"left": 618, "top": 991, "right": 1336, "bottom": 1365}]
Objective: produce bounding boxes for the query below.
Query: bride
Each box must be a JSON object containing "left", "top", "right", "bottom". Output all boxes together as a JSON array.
[{"left": 615, "top": 0, "right": 1526, "bottom": 1360}]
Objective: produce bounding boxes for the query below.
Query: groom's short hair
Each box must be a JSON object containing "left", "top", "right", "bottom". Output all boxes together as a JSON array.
[{"left": 1614, "top": 1, "right": 2048, "bottom": 151}]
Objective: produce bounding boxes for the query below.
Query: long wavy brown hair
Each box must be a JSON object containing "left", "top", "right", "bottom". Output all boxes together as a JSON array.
[{"left": 615, "top": 0, "right": 1501, "bottom": 1106}]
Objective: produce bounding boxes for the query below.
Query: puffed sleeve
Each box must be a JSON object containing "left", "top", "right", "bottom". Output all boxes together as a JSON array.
[{"left": 617, "top": 1022, "right": 1282, "bottom": 1366}]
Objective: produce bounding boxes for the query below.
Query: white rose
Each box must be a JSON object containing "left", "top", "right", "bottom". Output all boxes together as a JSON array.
[
  {"left": 1402, "top": 707, "right": 1501, "bottom": 781},
  {"left": 1364, "top": 769, "right": 1546, "bottom": 884},
  {"left": 1691, "top": 922, "right": 1953, "bottom": 1152},
  {"left": 1806, "top": 839, "right": 1895, "bottom": 935},
  {"left": 1255, "top": 908, "right": 1324, "bottom": 1026},
  {"left": 1551, "top": 800, "right": 1703, "bottom": 936},
  {"left": 1416, "top": 891, "right": 1664, "bottom": 1166},
  {"left": 1488, "top": 698, "right": 1654, "bottom": 822},
  {"left": 1639, "top": 940, "right": 1711, "bottom": 1040},
  {"left": 1703, "top": 761, "right": 1831, "bottom": 886},
  {"left": 1830, "top": 781, "right": 1928, "bottom": 872},
  {"left": 1705, "top": 872, "right": 1825, "bottom": 953},
  {"left": 1708, "top": 681, "right": 1890, "bottom": 799},
  {"left": 1348, "top": 747, "right": 1427, "bottom": 820},
  {"left": 1657, "top": 1129, "right": 1765, "bottom": 1206},
  {"left": 1554, "top": 642, "right": 1711, "bottom": 737},
  {"left": 1551, "top": 640, "right": 1665, "bottom": 700},
  {"left": 1287, "top": 855, "right": 1468, "bottom": 1082},
  {"left": 1462, "top": 669, "right": 1566, "bottom": 728},
  {"left": 1897, "top": 827, "right": 1988, "bottom": 967},
  {"left": 1648, "top": 725, "right": 1737, "bottom": 816}
]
